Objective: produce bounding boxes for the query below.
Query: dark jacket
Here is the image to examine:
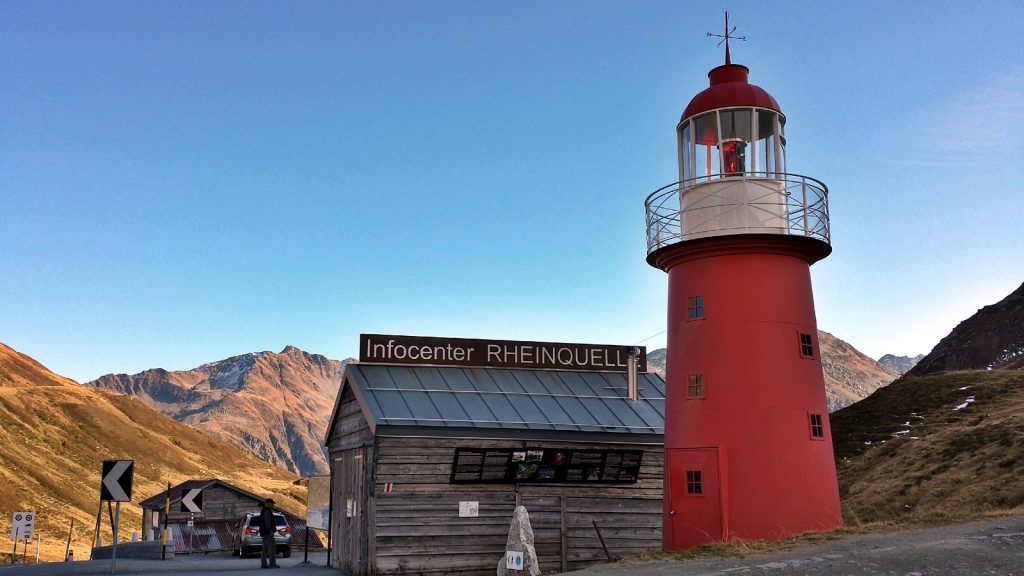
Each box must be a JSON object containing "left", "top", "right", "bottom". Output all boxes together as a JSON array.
[{"left": 258, "top": 507, "right": 276, "bottom": 537}]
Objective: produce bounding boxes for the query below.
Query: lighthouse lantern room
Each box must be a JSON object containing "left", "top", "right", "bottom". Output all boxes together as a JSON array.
[{"left": 645, "top": 16, "right": 842, "bottom": 551}]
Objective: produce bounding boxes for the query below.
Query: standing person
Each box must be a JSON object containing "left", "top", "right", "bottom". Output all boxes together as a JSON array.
[{"left": 259, "top": 498, "right": 279, "bottom": 569}]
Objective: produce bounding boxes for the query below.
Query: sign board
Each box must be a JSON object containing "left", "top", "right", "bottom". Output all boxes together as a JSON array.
[
  {"left": 11, "top": 512, "right": 34, "bottom": 541},
  {"left": 505, "top": 551, "right": 524, "bottom": 570},
  {"left": 360, "top": 334, "right": 646, "bottom": 373},
  {"left": 305, "top": 475, "right": 330, "bottom": 530},
  {"left": 180, "top": 488, "right": 203, "bottom": 513},
  {"left": 458, "top": 501, "right": 479, "bottom": 518},
  {"left": 451, "top": 447, "right": 643, "bottom": 484},
  {"left": 100, "top": 460, "right": 134, "bottom": 502}
]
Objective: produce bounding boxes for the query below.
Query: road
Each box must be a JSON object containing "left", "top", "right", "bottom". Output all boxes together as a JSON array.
[
  {"left": 2, "top": 518, "right": 1022, "bottom": 575},
  {"left": 0, "top": 552, "right": 335, "bottom": 576}
]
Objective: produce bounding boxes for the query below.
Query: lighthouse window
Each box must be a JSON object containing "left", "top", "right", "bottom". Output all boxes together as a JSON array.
[
  {"left": 809, "top": 413, "right": 825, "bottom": 439},
  {"left": 799, "top": 332, "right": 814, "bottom": 357},
  {"left": 680, "top": 123, "right": 692, "bottom": 182},
  {"left": 692, "top": 112, "right": 719, "bottom": 181},
  {"left": 718, "top": 109, "right": 752, "bottom": 175},
  {"left": 687, "top": 374, "right": 705, "bottom": 398},
  {"left": 687, "top": 296, "right": 704, "bottom": 320},
  {"left": 686, "top": 470, "right": 703, "bottom": 495},
  {"left": 756, "top": 109, "right": 779, "bottom": 176}
]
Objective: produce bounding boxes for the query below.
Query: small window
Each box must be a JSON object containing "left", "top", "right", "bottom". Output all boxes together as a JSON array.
[
  {"left": 687, "top": 296, "right": 704, "bottom": 320},
  {"left": 809, "top": 413, "right": 825, "bottom": 439},
  {"left": 799, "top": 332, "right": 814, "bottom": 357},
  {"left": 686, "top": 470, "right": 703, "bottom": 495},
  {"left": 687, "top": 374, "right": 705, "bottom": 398}
]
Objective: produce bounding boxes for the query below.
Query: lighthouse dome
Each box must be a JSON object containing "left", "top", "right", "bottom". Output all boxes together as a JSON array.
[{"left": 681, "top": 64, "right": 782, "bottom": 125}]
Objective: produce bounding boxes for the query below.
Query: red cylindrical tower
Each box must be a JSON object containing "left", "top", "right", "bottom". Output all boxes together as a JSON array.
[{"left": 646, "top": 58, "right": 842, "bottom": 550}]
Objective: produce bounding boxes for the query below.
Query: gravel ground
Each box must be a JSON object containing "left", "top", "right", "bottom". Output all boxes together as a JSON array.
[{"left": 564, "top": 516, "right": 1024, "bottom": 576}]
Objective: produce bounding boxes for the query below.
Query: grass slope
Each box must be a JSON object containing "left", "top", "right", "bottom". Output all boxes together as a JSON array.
[
  {"left": 832, "top": 370, "right": 1024, "bottom": 524},
  {"left": 0, "top": 343, "right": 303, "bottom": 562}
]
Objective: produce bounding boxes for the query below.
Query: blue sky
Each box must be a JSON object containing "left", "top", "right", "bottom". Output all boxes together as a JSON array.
[{"left": 2, "top": 1, "right": 1022, "bottom": 382}]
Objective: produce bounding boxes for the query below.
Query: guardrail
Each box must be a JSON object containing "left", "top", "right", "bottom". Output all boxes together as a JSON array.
[{"left": 644, "top": 173, "right": 830, "bottom": 255}]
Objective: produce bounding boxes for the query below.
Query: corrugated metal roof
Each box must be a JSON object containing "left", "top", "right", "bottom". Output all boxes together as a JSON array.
[{"left": 340, "top": 364, "right": 665, "bottom": 436}]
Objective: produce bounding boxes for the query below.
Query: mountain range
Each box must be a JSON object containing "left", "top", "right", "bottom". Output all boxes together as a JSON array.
[
  {"left": 647, "top": 330, "right": 899, "bottom": 411},
  {"left": 86, "top": 346, "right": 349, "bottom": 476},
  {"left": 83, "top": 328, "right": 913, "bottom": 479},
  {"left": 0, "top": 342, "right": 303, "bottom": 563}
]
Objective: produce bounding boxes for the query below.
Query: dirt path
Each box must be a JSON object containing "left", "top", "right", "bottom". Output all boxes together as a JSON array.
[{"left": 564, "top": 516, "right": 1024, "bottom": 575}]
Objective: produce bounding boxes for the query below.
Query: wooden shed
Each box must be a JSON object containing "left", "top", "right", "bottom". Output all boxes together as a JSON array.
[
  {"left": 139, "top": 479, "right": 321, "bottom": 553},
  {"left": 324, "top": 335, "right": 666, "bottom": 576}
]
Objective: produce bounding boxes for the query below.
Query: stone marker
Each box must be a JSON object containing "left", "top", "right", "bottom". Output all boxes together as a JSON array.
[{"left": 497, "top": 505, "right": 541, "bottom": 576}]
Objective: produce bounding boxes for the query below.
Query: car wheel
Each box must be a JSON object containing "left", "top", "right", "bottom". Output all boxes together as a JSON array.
[{"left": 282, "top": 546, "right": 291, "bottom": 558}]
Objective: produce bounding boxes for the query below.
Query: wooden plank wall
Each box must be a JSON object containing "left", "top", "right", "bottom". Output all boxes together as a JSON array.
[
  {"left": 327, "top": 386, "right": 375, "bottom": 573},
  {"left": 371, "top": 436, "right": 663, "bottom": 576}
]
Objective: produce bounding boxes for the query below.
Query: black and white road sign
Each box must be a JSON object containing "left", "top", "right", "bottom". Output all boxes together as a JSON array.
[
  {"left": 180, "top": 488, "right": 203, "bottom": 513},
  {"left": 10, "top": 512, "right": 35, "bottom": 540},
  {"left": 100, "top": 460, "right": 134, "bottom": 502}
]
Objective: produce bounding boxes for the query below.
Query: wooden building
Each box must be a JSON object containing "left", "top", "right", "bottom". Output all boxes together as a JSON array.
[
  {"left": 324, "top": 335, "right": 666, "bottom": 576},
  {"left": 139, "top": 479, "right": 320, "bottom": 553}
]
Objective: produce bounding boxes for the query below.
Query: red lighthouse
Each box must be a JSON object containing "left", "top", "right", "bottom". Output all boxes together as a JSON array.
[{"left": 646, "top": 30, "right": 842, "bottom": 550}]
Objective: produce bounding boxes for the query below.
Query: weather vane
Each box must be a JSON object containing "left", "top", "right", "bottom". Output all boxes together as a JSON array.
[{"left": 707, "top": 11, "right": 746, "bottom": 65}]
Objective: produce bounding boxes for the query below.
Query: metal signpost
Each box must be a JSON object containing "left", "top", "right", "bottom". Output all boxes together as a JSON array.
[
  {"left": 10, "top": 512, "right": 34, "bottom": 564},
  {"left": 180, "top": 488, "right": 203, "bottom": 514},
  {"left": 161, "top": 482, "right": 170, "bottom": 560},
  {"left": 99, "top": 460, "right": 134, "bottom": 574},
  {"left": 180, "top": 489, "right": 203, "bottom": 556}
]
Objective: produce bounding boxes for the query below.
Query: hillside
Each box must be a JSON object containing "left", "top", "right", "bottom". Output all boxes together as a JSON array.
[
  {"left": 831, "top": 369, "right": 1024, "bottom": 523},
  {"left": 87, "top": 346, "right": 348, "bottom": 476},
  {"left": 907, "top": 282, "right": 1024, "bottom": 376},
  {"left": 0, "top": 342, "right": 303, "bottom": 563},
  {"left": 647, "top": 330, "right": 896, "bottom": 411}
]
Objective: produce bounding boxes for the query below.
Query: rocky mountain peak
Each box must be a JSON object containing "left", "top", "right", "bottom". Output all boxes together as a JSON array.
[
  {"left": 86, "top": 346, "right": 349, "bottom": 476},
  {"left": 878, "top": 354, "right": 925, "bottom": 376},
  {"left": 907, "top": 282, "right": 1024, "bottom": 376}
]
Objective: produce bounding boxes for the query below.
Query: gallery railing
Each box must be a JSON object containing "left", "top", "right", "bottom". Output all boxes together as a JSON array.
[{"left": 644, "top": 172, "right": 831, "bottom": 255}]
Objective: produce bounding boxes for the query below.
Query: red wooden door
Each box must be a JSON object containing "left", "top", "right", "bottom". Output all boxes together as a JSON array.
[{"left": 667, "top": 448, "right": 723, "bottom": 549}]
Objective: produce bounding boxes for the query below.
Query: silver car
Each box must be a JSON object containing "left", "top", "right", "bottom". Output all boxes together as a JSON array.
[{"left": 231, "top": 511, "right": 292, "bottom": 558}]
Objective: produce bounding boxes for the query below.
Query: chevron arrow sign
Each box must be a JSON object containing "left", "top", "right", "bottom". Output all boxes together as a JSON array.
[
  {"left": 181, "top": 488, "right": 203, "bottom": 513},
  {"left": 100, "top": 460, "right": 134, "bottom": 502}
]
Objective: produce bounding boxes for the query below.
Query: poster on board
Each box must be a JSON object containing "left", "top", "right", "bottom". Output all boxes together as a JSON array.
[{"left": 305, "top": 475, "right": 330, "bottom": 530}]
